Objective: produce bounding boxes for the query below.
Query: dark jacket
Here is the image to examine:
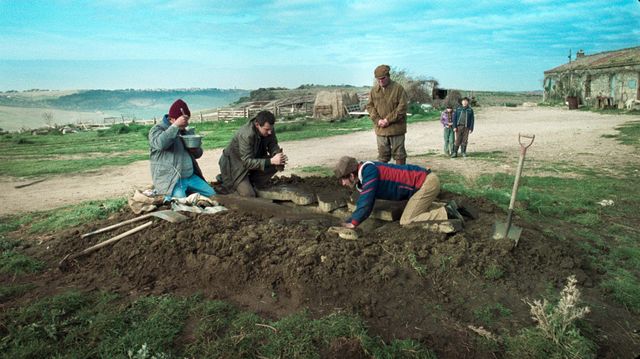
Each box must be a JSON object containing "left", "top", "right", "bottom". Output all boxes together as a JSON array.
[
  {"left": 347, "top": 161, "right": 430, "bottom": 226},
  {"left": 148, "top": 115, "right": 203, "bottom": 195},
  {"left": 453, "top": 106, "right": 475, "bottom": 131},
  {"left": 218, "top": 119, "right": 280, "bottom": 191}
]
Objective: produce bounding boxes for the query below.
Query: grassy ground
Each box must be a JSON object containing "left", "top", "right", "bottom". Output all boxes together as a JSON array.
[
  {"left": 0, "top": 291, "right": 435, "bottom": 358},
  {"left": 437, "top": 121, "right": 640, "bottom": 316},
  {"left": 0, "top": 112, "right": 439, "bottom": 178},
  {"left": 1, "top": 119, "right": 637, "bottom": 358}
]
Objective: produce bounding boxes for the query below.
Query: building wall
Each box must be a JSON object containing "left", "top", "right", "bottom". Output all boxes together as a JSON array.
[{"left": 544, "top": 67, "right": 640, "bottom": 105}]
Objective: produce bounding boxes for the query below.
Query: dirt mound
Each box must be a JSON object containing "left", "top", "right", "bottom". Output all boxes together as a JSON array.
[{"left": 15, "top": 177, "right": 610, "bottom": 357}]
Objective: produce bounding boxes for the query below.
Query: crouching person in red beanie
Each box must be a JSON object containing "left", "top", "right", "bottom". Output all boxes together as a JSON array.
[{"left": 149, "top": 99, "right": 215, "bottom": 200}]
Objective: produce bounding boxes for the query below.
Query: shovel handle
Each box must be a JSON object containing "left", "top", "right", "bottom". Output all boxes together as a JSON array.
[
  {"left": 81, "top": 213, "right": 151, "bottom": 238},
  {"left": 518, "top": 133, "right": 535, "bottom": 152},
  {"left": 65, "top": 220, "right": 153, "bottom": 263}
]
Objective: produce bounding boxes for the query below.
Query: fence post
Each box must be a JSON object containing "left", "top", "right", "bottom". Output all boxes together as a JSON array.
[{"left": 200, "top": 112, "right": 203, "bottom": 123}]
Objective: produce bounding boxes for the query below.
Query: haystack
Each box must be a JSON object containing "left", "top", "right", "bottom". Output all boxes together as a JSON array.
[{"left": 312, "top": 90, "right": 360, "bottom": 120}]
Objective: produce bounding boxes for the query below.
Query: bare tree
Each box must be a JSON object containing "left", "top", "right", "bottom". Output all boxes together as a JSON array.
[
  {"left": 42, "top": 111, "right": 54, "bottom": 127},
  {"left": 389, "top": 67, "right": 438, "bottom": 103}
]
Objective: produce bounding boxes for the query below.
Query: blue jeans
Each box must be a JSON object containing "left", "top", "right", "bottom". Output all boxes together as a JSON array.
[{"left": 165, "top": 174, "right": 215, "bottom": 201}]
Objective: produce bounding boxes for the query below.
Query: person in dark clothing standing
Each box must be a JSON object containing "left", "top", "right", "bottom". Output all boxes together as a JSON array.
[{"left": 451, "top": 97, "right": 475, "bottom": 158}]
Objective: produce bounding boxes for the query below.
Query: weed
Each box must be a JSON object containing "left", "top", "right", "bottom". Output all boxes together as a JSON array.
[
  {"left": 484, "top": 264, "right": 505, "bottom": 280},
  {"left": 507, "top": 275, "right": 595, "bottom": 358},
  {"left": 439, "top": 255, "right": 453, "bottom": 273},
  {"left": 407, "top": 252, "right": 428, "bottom": 277}
]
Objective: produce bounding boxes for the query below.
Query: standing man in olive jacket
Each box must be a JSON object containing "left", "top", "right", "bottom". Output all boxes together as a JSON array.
[
  {"left": 366, "top": 64, "right": 409, "bottom": 165},
  {"left": 218, "top": 110, "right": 287, "bottom": 197}
]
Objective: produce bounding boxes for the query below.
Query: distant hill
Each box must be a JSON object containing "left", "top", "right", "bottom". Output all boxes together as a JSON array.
[{"left": 0, "top": 88, "right": 249, "bottom": 119}]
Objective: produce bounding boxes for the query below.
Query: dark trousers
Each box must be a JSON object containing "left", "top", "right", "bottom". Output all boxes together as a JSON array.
[
  {"left": 236, "top": 166, "right": 278, "bottom": 197},
  {"left": 455, "top": 126, "right": 471, "bottom": 147}
]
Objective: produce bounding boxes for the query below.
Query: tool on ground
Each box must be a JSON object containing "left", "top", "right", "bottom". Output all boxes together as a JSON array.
[
  {"left": 80, "top": 210, "right": 187, "bottom": 239},
  {"left": 492, "top": 133, "right": 535, "bottom": 246},
  {"left": 14, "top": 178, "right": 47, "bottom": 189},
  {"left": 59, "top": 221, "right": 153, "bottom": 269},
  {"left": 327, "top": 226, "right": 359, "bottom": 240}
]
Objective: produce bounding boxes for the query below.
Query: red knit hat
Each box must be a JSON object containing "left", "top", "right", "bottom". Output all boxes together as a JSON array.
[{"left": 169, "top": 99, "right": 190, "bottom": 119}]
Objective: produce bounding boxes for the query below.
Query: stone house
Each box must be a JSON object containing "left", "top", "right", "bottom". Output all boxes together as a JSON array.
[{"left": 543, "top": 46, "right": 640, "bottom": 108}]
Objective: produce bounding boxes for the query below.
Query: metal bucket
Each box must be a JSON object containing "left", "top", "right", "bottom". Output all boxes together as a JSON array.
[{"left": 180, "top": 135, "right": 202, "bottom": 148}]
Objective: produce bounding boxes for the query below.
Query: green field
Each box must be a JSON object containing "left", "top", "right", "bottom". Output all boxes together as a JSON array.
[{"left": 0, "top": 111, "right": 439, "bottom": 178}]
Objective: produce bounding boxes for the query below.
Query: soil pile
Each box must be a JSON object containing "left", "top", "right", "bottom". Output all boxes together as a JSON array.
[{"left": 11, "top": 176, "right": 631, "bottom": 357}]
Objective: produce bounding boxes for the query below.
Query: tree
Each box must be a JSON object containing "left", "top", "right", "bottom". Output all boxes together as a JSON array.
[
  {"left": 42, "top": 111, "right": 54, "bottom": 127},
  {"left": 389, "top": 67, "right": 439, "bottom": 103}
]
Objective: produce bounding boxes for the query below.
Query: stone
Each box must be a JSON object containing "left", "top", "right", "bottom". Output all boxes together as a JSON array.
[
  {"left": 317, "top": 193, "right": 347, "bottom": 213},
  {"left": 347, "top": 199, "right": 406, "bottom": 222},
  {"left": 415, "top": 219, "right": 464, "bottom": 234},
  {"left": 256, "top": 185, "right": 315, "bottom": 205}
]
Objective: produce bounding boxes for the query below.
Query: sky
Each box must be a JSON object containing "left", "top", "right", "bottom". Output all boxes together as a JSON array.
[{"left": 0, "top": 0, "right": 638, "bottom": 91}]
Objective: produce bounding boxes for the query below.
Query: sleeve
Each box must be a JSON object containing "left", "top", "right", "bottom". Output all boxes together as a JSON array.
[
  {"left": 149, "top": 125, "right": 179, "bottom": 151},
  {"left": 452, "top": 109, "right": 459, "bottom": 128},
  {"left": 469, "top": 109, "right": 475, "bottom": 131},
  {"left": 365, "top": 89, "right": 381, "bottom": 122},
  {"left": 347, "top": 165, "right": 379, "bottom": 226},
  {"left": 265, "top": 133, "right": 281, "bottom": 157},
  {"left": 385, "top": 86, "right": 408, "bottom": 124},
  {"left": 191, "top": 147, "right": 203, "bottom": 159},
  {"left": 440, "top": 112, "right": 447, "bottom": 127},
  {"left": 239, "top": 131, "right": 268, "bottom": 171}
]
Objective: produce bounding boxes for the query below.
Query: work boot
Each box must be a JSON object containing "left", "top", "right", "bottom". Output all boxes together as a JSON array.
[
  {"left": 445, "top": 200, "right": 465, "bottom": 223},
  {"left": 462, "top": 145, "right": 467, "bottom": 158},
  {"left": 395, "top": 158, "right": 406, "bottom": 165},
  {"left": 450, "top": 146, "right": 459, "bottom": 158}
]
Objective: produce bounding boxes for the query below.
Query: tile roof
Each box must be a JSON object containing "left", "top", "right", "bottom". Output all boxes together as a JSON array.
[{"left": 544, "top": 46, "right": 640, "bottom": 74}]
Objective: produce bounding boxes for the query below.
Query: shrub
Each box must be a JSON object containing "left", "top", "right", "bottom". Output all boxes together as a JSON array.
[{"left": 507, "top": 275, "right": 596, "bottom": 358}]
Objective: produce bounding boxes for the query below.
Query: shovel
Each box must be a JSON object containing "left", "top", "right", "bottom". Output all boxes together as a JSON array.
[
  {"left": 59, "top": 210, "right": 187, "bottom": 270},
  {"left": 80, "top": 210, "right": 187, "bottom": 239},
  {"left": 492, "top": 133, "right": 535, "bottom": 246}
]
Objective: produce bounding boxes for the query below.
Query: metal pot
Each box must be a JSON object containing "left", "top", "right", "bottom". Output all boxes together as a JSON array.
[{"left": 180, "top": 135, "right": 202, "bottom": 148}]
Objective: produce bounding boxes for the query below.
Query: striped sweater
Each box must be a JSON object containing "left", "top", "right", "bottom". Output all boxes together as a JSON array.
[{"left": 347, "top": 161, "right": 430, "bottom": 226}]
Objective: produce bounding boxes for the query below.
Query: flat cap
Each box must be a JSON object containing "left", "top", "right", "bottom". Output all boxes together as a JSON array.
[
  {"left": 374, "top": 64, "right": 390, "bottom": 78},
  {"left": 334, "top": 156, "right": 358, "bottom": 178}
]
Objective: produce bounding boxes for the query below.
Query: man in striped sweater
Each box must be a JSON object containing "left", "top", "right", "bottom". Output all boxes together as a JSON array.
[{"left": 334, "top": 156, "right": 456, "bottom": 229}]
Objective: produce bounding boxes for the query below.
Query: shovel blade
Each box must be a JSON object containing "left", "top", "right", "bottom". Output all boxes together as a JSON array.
[
  {"left": 492, "top": 221, "right": 522, "bottom": 241},
  {"left": 150, "top": 210, "right": 188, "bottom": 223}
]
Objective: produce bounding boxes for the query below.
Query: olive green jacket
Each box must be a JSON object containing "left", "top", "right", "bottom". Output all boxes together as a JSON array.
[
  {"left": 366, "top": 80, "right": 408, "bottom": 136},
  {"left": 218, "top": 120, "right": 280, "bottom": 191}
]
